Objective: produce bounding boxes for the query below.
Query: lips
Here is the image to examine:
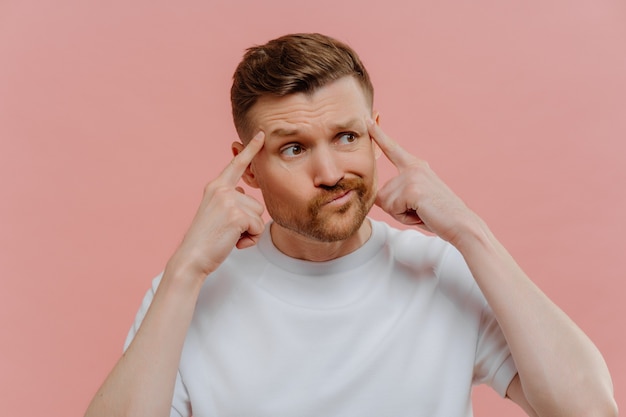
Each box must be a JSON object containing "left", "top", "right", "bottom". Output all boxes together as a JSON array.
[
  {"left": 309, "top": 177, "right": 367, "bottom": 214},
  {"left": 324, "top": 190, "right": 352, "bottom": 205}
]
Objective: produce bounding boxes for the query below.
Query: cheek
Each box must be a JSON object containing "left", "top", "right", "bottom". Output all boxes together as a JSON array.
[
  {"left": 256, "top": 165, "right": 307, "bottom": 201},
  {"left": 351, "top": 147, "right": 378, "bottom": 178}
]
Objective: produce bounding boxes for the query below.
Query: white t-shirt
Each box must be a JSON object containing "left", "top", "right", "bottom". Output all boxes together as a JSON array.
[{"left": 126, "top": 219, "right": 517, "bottom": 417}]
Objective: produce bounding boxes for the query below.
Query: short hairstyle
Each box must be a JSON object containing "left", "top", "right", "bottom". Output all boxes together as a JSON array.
[{"left": 231, "top": 33, "right": 374, "bottom": 141}]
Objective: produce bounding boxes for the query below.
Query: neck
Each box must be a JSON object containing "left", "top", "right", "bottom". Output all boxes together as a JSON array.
[{"left": 270, "top": 219, "right": 372, "bottom": 262}]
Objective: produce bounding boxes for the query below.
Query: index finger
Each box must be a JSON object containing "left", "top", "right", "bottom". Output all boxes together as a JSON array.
[
  {"left": 222, "top": 131, "right": 265, "bottom": 185},
  {"left": 367, "top": 118, "right": 413, "bottom": 168}
]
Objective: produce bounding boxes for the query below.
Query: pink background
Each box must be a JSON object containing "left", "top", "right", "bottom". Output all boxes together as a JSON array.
[{"left": 1, "top": 1, "right": 624, "bottom": 415}]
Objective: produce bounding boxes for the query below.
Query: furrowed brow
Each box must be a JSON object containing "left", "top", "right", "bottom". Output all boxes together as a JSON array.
[
  {"left": 332, "top": 118, "right": 365, "bottom": 131},
  {"left": 269, "top": 128, "right": 300, "bottom": 138}
]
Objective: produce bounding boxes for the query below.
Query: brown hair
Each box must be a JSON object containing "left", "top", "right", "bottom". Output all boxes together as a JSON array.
[{"left": 231, "top": 33, "right": 374, "bottom": 141}]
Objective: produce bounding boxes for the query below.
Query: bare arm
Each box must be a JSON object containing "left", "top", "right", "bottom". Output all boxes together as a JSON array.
[
  {"left": 368, "top": 118, "right": 617, "bottom": 417},
  {"left": 457, "top": 210, "right": 615, "bottom": 416},
  {"left": 84, "top": 132, "right": 266, "bottom": 417}
]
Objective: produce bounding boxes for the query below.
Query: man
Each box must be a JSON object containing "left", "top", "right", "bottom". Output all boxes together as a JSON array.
[{"left": 85, "top": 33, "right": 616, "bottom": 417}]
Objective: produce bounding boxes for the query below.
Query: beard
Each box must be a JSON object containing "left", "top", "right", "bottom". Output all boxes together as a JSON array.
[{"left": 265, "top": 177, "right": 376, "bottom": 242}]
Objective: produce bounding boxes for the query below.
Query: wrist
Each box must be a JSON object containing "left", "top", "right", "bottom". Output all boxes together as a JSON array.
[
  {"left": 163, "top": 256, "right": 211, "bottom": 293},
  {"left": 448, "top": 212, "right": 495, "bottom": 255}
]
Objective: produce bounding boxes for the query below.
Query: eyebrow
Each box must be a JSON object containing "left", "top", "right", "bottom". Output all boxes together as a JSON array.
[
  {"left": 267, "top": 118, "right": 365, "bottom": 139},
  {"left": 332, "top": 118, "right": 364, "bottom": 131},
  {"left": 269, "top": 127, "right": 300, "bottom": 138}
]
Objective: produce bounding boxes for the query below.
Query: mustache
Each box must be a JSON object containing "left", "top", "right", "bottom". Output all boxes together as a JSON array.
[{"left": 309, "top": 178, "right": 367, "bottom": 211}]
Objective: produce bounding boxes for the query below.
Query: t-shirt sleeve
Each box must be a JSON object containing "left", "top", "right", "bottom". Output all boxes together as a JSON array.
[
  {"left": 436, "top": 243, "right": 518, "bottom": 398},
  {"left": 473, "top": 301, "right": 518, "bottom": 397},
  {"left": 124, "top": 273, "right": 192, "bottom": 417}
]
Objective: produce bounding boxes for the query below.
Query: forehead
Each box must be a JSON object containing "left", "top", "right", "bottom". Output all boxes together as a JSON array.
[{"left": 247, "top": 77, "right": 372, "bottom": 135}]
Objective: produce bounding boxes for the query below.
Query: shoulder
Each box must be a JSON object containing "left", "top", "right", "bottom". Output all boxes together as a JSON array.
[
  {"left": 375, "top": 220, "right": 480, "bottom": 299},
  {"left": 374, "top": 219, "right": 453, "bottom": 271}
]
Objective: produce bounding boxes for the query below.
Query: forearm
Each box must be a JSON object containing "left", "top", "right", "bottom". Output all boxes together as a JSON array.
[
  {"left": 84, "top": 134, "right": 266, "bottom": 417},
  {"left": 454, "top": 216, "right": 616, "bottom": 417},
  {"left": 367, "top": 119, "right": 616, "bottom": 415},
  {"left": 84, "top": 266, "right": 204, "bottom": 417}
]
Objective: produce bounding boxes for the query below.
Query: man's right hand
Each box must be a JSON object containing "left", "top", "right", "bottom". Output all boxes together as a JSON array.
[
  {"left": 165, "top": 131, "right": 266, "bottom": 282},
  {"left": 84, "top": 135, "right": 265, "bottom": 417}
]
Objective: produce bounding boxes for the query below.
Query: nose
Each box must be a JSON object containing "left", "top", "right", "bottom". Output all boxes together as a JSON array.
[{"left": 311, "top": 146, "right": 344, "bottom": 188}]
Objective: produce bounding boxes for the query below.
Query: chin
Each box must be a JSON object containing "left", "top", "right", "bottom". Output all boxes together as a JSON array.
[{"left": 297, "top": 208, "right": 369, "bottom": 243}]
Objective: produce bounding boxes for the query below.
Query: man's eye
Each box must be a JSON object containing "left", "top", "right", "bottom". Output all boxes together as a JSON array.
[
  {"left": 281, "top": 144, "right": 304, "bottom": 157},
  {"left": 338, "top": 133, "right": 357, "bottom": 144}
]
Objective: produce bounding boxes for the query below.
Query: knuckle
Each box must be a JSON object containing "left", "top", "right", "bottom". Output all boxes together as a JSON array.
[
  {"left": 228, "top": 208, "right": 246, "bottom": 224},
  {"left": 220, "top": 193, "right": 239, "bottom": 211},
  {"left": 204, "top": 181, "right": 226, "bottom": 198},
  {"left": 203, "top": 181, "right": 218, "bottom": 197}
]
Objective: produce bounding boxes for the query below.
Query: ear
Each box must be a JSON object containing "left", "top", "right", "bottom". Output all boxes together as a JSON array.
[
  {"left": 231, "top": 141, "right": 260, "bottom": 188},
  {"left": 371, "top": 110, "right": 383, "bottom": 159}
]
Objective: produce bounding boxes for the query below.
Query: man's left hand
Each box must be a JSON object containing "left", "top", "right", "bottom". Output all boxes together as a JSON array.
[{"left": 368, "top": 117, "right": 478, "bottom": 246}]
